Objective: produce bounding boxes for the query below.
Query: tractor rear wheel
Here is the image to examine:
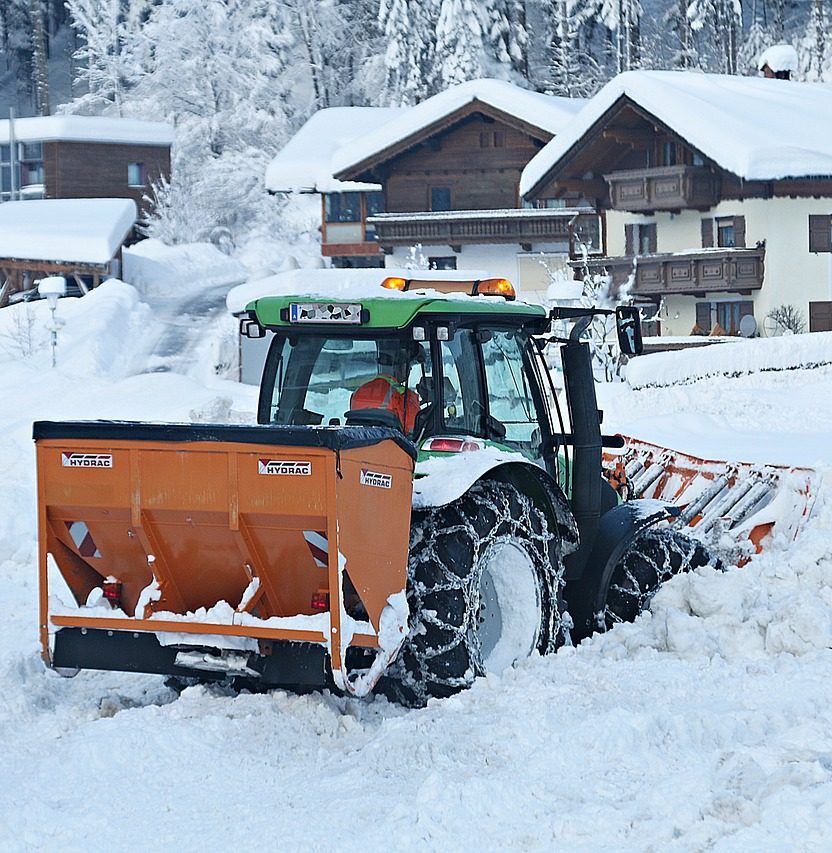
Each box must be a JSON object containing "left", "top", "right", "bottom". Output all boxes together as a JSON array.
[
  {"left": 599, "top": 528, "right": 720, "bottom": 631},
  {"left": 382, "top": 479, "right": 563, "bottom": 708}
]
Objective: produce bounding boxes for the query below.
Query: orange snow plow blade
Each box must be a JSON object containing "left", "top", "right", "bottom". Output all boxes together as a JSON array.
[
  {"left": 35, "top": 422, "right": 415, "bottom": 696},
  {"left": 603, "top": 436, "right": 820, "bottom": 564}
]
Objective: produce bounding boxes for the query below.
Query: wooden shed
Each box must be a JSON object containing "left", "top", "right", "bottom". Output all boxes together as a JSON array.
[{"left": 0, "top": 198, "right": 137, "bottom": 307}]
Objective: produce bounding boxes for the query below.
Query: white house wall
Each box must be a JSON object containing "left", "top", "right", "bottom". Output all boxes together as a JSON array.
[{"left": 607, "top": 198, "right": 832, "bottom": 336}]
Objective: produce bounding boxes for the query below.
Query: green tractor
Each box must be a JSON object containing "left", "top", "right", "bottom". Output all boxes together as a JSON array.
[{"left": 241, "top": 276, "right": 717, "bottom": 706}]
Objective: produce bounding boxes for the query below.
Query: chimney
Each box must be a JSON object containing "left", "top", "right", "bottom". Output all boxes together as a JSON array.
[{"left": 757, "top": 45, "right": 798, "bottom": 81}]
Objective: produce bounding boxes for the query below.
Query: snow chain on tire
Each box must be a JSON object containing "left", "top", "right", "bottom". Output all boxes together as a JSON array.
[
  {"left": 382, "top": 479, "right": 565, "bottom": 708},
  {"left": 599, "top": 528, "right": 722, "bottom": 631}
]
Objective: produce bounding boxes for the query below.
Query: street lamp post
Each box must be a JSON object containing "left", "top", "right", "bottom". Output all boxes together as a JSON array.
[{"left": 38, "top": 276, "right": 66, "bottom": 368}]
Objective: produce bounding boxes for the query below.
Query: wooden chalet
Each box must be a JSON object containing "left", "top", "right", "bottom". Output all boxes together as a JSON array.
[
  {"left": 332, "top": 80, "right": 595, "bottom": 280},
  {"left": 520, "top": 71, "right": 832, "bottom": 335},
  {"left": 0, "top": 115, "right": 172, "bottom": 213},
  {"left": 0, "top": 198, "right": 137, "bottom": 307}
]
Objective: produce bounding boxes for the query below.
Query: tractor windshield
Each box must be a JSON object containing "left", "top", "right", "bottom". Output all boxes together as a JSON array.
[{"left": 261, "top": 333, "right": 432, "bottom": 435}]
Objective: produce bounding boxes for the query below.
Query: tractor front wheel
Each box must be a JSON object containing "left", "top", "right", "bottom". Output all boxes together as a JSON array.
[
  {"left": 598, "top": 528, "right": 720, "bottom": 632},
  {"left": 382, "top": 479, "right": 563, "bottom": 708}
]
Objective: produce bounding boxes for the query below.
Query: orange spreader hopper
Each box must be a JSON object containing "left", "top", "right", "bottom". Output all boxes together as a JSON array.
[{"left": 603, "top": 436, "right": 821, "bottom": 565}]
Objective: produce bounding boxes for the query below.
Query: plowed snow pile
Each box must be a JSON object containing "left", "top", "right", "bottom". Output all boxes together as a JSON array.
[{"left": 2, "top": 290, "right": 832, "bottom": 850}]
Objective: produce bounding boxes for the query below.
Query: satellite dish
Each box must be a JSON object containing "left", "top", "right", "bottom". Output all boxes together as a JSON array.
[
  {"left": 762, "top": 315, "right": 781, "bottom": 337},
  {"left": 739, "top": 314, "right": 757, "bottom": 338}
]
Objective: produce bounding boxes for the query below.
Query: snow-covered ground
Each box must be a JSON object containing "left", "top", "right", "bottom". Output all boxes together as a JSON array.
[{"left": 3, "top": 281, "right": 832, "bottom": 850}]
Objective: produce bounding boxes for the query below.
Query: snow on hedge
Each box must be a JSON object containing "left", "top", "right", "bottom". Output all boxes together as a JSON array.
[
  {"left": 626, "top": 332, "right": 832, "bottom": 389},
  {"left": 521, "top": 70, "right": 832, "bottom": 194}
]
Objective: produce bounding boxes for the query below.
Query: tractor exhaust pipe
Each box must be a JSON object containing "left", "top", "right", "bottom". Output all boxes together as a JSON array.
[{"left": 561, "top": 338, "right": 602, "bottom": 575}]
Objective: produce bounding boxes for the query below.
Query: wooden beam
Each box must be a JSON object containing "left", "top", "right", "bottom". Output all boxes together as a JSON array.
[
  {"left": 602, "top": 128, "right": 653, "bottom": 146},
  {"left": 72, "top": 273, "right": 89, "bottom": 294},
  {"left": 0, "top": 277, "right": 11, "bottom": 309},
  {"left": 546, "top": 178, "right": 607, "bottom": 198}
]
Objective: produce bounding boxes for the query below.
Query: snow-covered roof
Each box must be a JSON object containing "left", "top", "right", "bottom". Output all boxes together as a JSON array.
[
  {"left": 226, "top": 266, "right": 491, "bottom": 314},
  {"left": 520, "top": 70, "right": 832, "bottom": 195},
  {"left": 0, "top": 198, "right": 137, "bottom": 265},
  {"left": 0, "top": 115, "right": 173, "bottom": 146},
  {"left": 333, "top": 79, "right": 586, "bottom": 178},
  {"left": 757, "top": 44, "right": 798, "bottom": 73},
  {"left": 265, "top": 107, "right": 405, "bottom": 194}
]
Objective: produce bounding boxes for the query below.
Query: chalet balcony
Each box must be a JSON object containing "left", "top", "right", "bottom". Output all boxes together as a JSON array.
[
  {"left": 572, "top": 247, "right": 765, "bottom": 298},
  {"left": 604, "top": 165, "right": 720, "bottom": 212},
  {"left": 368, "top": 208, "right": 602, "bottom": 254}
]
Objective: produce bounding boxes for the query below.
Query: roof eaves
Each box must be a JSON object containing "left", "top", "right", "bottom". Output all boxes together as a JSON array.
[{"left": 335, "top": 98, "right": 553, "bottom": 184}]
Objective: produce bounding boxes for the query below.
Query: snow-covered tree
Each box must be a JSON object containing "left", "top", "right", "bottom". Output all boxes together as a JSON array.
[
  {"left": 281, "top": 0, "right": 380, "bottom": 110},
  {"left": 546, "top": 0, "right": 604, "bottom": 96},
  {"left": 65, "top": 0, "right": 148, "bottom": 115},
  {"left": 687, "top": 0, "right": 742, "bottom": 73},
  {"left": 582, "top": 0, "right": 643, "bottom": 72},
  {"left": 379, "top": 0, "right": 438, "bottom": 103},
  {"left": 0, "top": 0, "right": 35, "bottom": 106},
  {"left": 29, "top": 0, "right": 48, "bottom": 113},
  {"left": 436, "top": 0, "right": 487, "bottom": 85}
]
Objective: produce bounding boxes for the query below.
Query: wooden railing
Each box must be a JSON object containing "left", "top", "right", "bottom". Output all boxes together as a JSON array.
[
  {"left": 368, "top": 208, "right": 601, "bottom": 252},
  {"left": 572, "top": 248, "right": 765, "bottom": 297},
  {"left": 604, "top": 165, "right": 720, "bottom": 212}
]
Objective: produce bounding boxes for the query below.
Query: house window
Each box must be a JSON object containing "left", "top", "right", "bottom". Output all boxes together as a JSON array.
[
  {"left": 625, "top": 223, "right": 657, "bottom": 255},
  {"left": 365, "top": 191, "right": 384, "bottom": 217},
  {"left": 661, "top": 141, "right": 677, "bottom": 167},
  {"left": 363, "top": 191, "right": 385, "bottom": 238},
  {"left": 716, "top": 218, "right": 735, "bottom": 248},
  {"left": 20, "top": 160, "right": 44, "bottom": 187},
  {"left": 704, "top": 216, "right": 746, "bottom": 249},
  {"left": 430, "top": 187, "right": 451, "bottom": 212},
  {"left": 695, "top": 302, "right": 711, "bottom": 334},
  {"left": 429, "top": 256, "right": 457, "bottom": 270},
  {"left": 20, "top": 142, "right": 42, "bottom": 160},
  {"left": 493, "top": 131, "right": 505, "bottom": 148},
  {"left": 18, "top": 142, "right": 44, "bottom": 188},
  {"left": 809, "top": 215, "right": 832, "bottom": 253},
  {"left": 479, "top": 132, "right": 490, "bottom": 148},
  {"left": 692, "top": 153, "right": 704, "bottom": 167},
  {"left": 325, "top": 192, "right": 361, "bottom": 223},
  {"left": 127, "top": 162, "right": 145, "bottom": 187},
  {"left": 715, "top": 301, "right": 753, "bottom": 336}
]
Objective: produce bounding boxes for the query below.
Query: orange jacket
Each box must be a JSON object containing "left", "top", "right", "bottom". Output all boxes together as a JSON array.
[{"left": 350, "top": 375, "right": 419, "bottom": 433}]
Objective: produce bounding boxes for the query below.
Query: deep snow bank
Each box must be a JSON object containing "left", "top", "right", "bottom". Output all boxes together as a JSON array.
[{"left": 626, "top": 331, "right": 832, "bottom": 389}]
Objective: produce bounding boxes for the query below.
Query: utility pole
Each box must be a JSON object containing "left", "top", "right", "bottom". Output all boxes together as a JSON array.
[{"left": 9, "top": 108, "right": 18, "bottom": 201}]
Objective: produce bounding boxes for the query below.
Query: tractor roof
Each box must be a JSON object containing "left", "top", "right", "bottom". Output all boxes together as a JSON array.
[{"left": 249, "top": 292, "right": 547, "bottom": 331}]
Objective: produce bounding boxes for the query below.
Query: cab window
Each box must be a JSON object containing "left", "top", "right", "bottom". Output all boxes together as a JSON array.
[
  {"left": 480, "top": 329, "right": 544, "bottom": 460},
  {"left": 437, "top": 328, "right": 483, "bottom": 436},
  {"left": 263, "top": 334, "right": 430, "bottom": 433}
]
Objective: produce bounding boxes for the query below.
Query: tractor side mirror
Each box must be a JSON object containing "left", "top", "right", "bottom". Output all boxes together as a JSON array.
[
  {"left": 615, "top": 306, "right": 643, "bottom": 356},
  {"left": 240, "top": 316, "right": 265, "bottom": 339}
]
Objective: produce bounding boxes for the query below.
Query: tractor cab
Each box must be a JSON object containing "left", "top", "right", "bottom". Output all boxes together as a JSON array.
[{"left": 251, "top": 280, "right": 559, "bottom": 471}]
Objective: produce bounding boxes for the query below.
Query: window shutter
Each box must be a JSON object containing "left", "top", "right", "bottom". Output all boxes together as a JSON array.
[
  {"left": 809, "top": 215, "right": 832, "bottom": 253},
  {"left": 695, "top": 302, "right": 711, "bottom": 332},
  {"left": 701, "top": 218, "right": 714, "bottom": 248},
  {"left": 647, "top": 223, "right": 658, "bottom": 254},
  {"left": 733, "top": 215, "right": 746, "bottom": 248},
  {"left": 625, "top": 224, "right": 635, "bottom": 256}
]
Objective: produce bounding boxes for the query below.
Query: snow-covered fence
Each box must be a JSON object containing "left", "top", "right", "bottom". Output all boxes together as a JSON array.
[{"left": 626, "top": 332, "right": 832, "bottom": 389}]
